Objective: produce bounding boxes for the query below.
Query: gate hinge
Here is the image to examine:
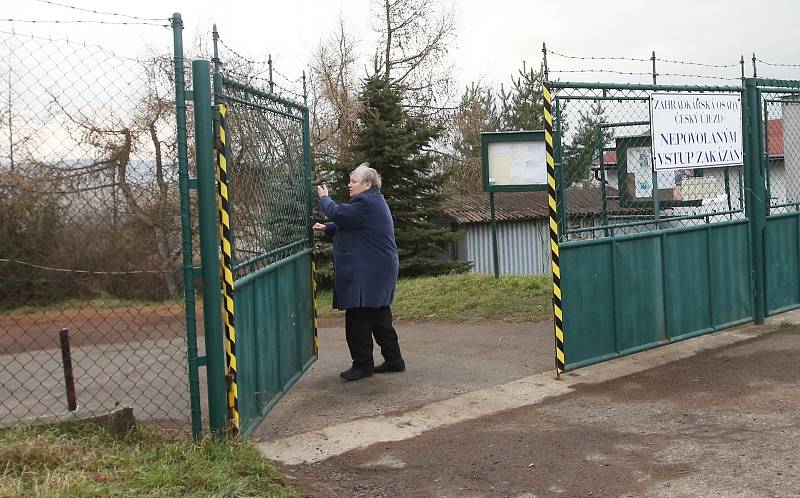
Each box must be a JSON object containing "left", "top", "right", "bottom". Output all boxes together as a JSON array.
[
  {"left": 185, "top": 90, "right": 194, "bottom": 100},
  {"left": 188, "top": 178, "right": 199, "bottom": 190},
  {"left": 196, "top": 355, "right": 207, "bottom": 367}
]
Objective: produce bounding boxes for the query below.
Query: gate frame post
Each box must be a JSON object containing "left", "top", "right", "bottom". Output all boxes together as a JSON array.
[
  {"left": 744, "top": 78, "right": 767, "bottom": 324},
  {"left": 192, "top": 59, "right": 228, "bottom": 435},
  {"left": 171, "top": 12, "right": 203, "bottom": 440},
  {"left": 543, "top": 82, "right": 565, "bottom": 376}
]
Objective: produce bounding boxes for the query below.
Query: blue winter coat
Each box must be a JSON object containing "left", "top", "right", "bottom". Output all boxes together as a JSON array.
[{"left": 320, "top": 187, "right": 399, "bottom": 310}]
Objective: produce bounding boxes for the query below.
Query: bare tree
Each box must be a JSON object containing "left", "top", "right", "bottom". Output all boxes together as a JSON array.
[
  {"left": 372, "top": 0, "right": 457, "bottom": 109},
  {"left": 443, "top": 83, "right": 500, "bottom": 195},
  {"left": 45, "top": 54, "right": 183, "bottom": 297},
  {"left": 309, "top": 17, "right": 362, "bottom": 167}
]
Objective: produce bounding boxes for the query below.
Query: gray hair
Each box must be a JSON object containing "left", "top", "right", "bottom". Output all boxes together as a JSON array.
[{"left": 351, "top": 162, "right": 381, "bottom": 189}]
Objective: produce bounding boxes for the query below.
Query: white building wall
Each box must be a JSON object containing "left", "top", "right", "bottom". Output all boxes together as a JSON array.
[
  {"left": 457, "top": 220, "right": 550, "bottom": 276},
  {"left": 783, "top": 102, "right": 800, "bottom": 204}
]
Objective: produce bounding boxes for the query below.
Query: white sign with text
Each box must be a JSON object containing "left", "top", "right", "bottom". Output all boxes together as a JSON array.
[{"left": 649, "top": 92, "right": 743, "bottom": 171}]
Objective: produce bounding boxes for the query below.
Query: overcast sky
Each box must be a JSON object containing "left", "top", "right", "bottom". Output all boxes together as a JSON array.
[{"left": 7, "top": 0, "right": 800, "bottom": 96}]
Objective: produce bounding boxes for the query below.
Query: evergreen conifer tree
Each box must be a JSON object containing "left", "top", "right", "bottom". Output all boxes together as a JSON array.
[
  {"left": 352, "top": 75, "right": 470, "bottom": 277},
  {"left": 499, "top": 64, "right": 546, "bottom": 131},
  {"left": 563, "top": 102, "right": 612, "bottom": 187}
]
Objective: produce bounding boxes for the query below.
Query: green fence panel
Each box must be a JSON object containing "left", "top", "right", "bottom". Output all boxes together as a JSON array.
[
  {"left": 664, "top": 229, "right": 712, "bottom": 339},
  {"left": 615, "top": 236, "right": 665, "bottom": 353},
  {"left": 561, "top": 221, "right": 752, "bottom": 371},
  {"left": 765, "top": 213, "right": 800, "bottom": 315},
  {"left": 708, "top": 222, "right": 753, "bottom": 326},
  {"left": 560, "top": 242, "right": 616, "bottom": 367},
  {"left": 234, "top": 251, "right": 316, "bottom": 437},
  {"left": 551, "top": 81, "right": 756, "bottom": 372}
]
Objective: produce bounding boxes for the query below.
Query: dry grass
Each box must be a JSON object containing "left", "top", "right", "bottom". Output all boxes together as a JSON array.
[{"left": 0, "top": 423, "right": 295, "bottom": 497}]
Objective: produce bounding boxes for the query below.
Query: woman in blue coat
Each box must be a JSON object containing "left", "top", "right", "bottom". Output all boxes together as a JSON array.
[{"left": 313, "top": 163, "right": 405, "bottom": 381}]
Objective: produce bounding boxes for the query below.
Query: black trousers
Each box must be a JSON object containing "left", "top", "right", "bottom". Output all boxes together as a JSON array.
[{"left": 344, "top": 306, "right": 402, "bottom": 370}]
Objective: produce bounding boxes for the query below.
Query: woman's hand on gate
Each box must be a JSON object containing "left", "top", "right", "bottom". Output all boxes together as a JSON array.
[
  {"left": 317, "top": 185, "right": 329, "bottom": 198},
  {"left": 312, "top": 222, "right": 326, "bottom": 231}
]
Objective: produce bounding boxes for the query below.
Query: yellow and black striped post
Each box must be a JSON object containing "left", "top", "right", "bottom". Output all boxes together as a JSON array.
[
  {"left": 311, "top": 256, "right": 319, "bottom": 356},
  {"left": 543, "top": 83, "right": 565, "bottom": 377},
  {"left": 216, "top": 103, "right": 240, "bottom": 433}
]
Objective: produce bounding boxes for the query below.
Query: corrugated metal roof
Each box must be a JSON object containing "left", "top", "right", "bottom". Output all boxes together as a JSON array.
[{"left": 443, "top": 187, "right": 644, "bottom": 224}]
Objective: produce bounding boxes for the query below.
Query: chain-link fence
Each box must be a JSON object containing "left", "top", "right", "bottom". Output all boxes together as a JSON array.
[
  {"left": 763, "top": 93, "right": 800, "bottom": 214},
  {"left": 551, "top": 84, "right": 747, "bottom": 242},
  {"left": 215, "top": 36, "right": 312, "bottom": 277},
  {"left": 0, "top": 28, "right": 193, "bottom": 428}
]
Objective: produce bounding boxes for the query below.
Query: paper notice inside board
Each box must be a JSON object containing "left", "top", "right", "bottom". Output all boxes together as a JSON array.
[{"left": 488, "top": 141, "right": 547, "bottom": 186}]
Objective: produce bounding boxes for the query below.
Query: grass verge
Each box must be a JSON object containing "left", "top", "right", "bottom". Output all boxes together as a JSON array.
[
  {"left": 0, "top": 423, "right": 295, "bottom": 498},
  {"left": 316, "top": 273, "right": 552, "bottom": 322}
]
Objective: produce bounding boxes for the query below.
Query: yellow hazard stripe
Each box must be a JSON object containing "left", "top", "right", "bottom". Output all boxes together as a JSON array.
[
  {"left": 543, "top": 82, "right": 565, "bottom": 375},
  {"left": 216, "top": 103, "right": 239, "bottom": 433},
  {"left": 311, "top": 259, "right": 319, "bottom": 355}
]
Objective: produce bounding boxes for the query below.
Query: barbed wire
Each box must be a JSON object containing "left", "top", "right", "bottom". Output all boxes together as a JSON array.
[
  {"left": 0, "top": 29, "right": 174, "bottom": 64},
  {"left": 756, "top": 58, "right": 800, "bottom": 68},
  {"left": 658, "top": 72, "right": 741, "bottom": 81},
  {"left": 272, "top": 66, "right": 304, "bottom": 86},
  {"left": 216, "top": 35, "right": 307, "bottom": 101},
  {"left": 272, "top": 81, "right": 306, "bottom": 101},
  {"left": 31, "top": 0, "right": 167, "bottom": 22},
  {"left": 550, "top": 69, "right": 741, "bottom": 81},
  {"left": 221, "top": 66, "right": 269, "bottom": 87},
  {"left": 1, "top": 18, "right": 169, "bottom": 27},
  {"left": 217, "top": 36, "right": 269, "bottom": 69},
  {"left": 222, "top": 65, "right": 306, "bottom": 102},
  {"left": 551, "top": 69, "right": 652, "bottom": 76},
  {"left": 0, "top": 259, "right": 176, "bottom": 275},
  {"left": 657, "top": 57, "right": 740, "bottom": 68},
  {"left": 548, "top": 48, "right": 741, "bottom": 70},
  {"left": 0, "top": 181, "right": 122, "bottom": 195},
  {"left": 548, "top": 49, "right": 650, "bottom": 63},
  {"left": 221, "top": 66, "right": 304, "bottom": 101}
]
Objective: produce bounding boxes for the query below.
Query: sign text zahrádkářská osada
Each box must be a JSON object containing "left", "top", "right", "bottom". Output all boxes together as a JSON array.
[{"left": 650, "top": 93, "right": 743, "bottom": 171}]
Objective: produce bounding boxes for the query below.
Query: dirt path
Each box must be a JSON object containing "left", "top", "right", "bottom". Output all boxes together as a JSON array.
[
  {"left": 272, "top": 325, "right": 800, "bottom": 497},
  {"left": 0, "top": 305, "right": 189, "bottom": 354}
]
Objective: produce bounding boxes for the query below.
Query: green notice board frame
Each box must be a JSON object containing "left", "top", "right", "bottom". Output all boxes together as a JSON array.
[{"left": 481, "top": 130, "right": 547, "bottom": 193}]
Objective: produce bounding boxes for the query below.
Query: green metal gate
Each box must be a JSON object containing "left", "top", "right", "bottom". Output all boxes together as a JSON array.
[
  {"left": 212, "top": 57, "right": 317, "bottom": 438},
  {"left": 549, "top": 81, "right": 755, "bottom": 371},
  {"left": 756, "top": 79, "right": 800, "bottom": 316},
  {"left": 174, "top": 18, "right": 317, "bottom": 437}
]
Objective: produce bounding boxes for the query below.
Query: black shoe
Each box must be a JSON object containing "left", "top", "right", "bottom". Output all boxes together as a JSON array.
[
  {"left": 374, "top": 359, "right": 405, "bottom": 373},
  {"left": 340, "top": 366, "right": 373, "bottom": 381}
]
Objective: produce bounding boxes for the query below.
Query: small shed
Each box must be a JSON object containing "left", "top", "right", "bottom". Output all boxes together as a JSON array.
[{"left": 442, "top": 187, "right": 637, "bottom": 276}]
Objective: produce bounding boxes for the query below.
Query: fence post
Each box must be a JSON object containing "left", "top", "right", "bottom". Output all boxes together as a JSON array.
[
  {"left": 58, "top": 328, "right": 77, "bottom": 412},
  {"left": 744, "top": 78, "right": 766, "bottom": 324},
  {"left": 171, "top": 12, "right": 203, "bottom": 441},
  {"left": 192, "top": 59, "right": 228, "bottom": 435},
  {"left": 489, "top": 191, "right": 500, "bottom": 278},
  {"left": 543, "top": 82, "right": 565, "bottom": 377}
]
